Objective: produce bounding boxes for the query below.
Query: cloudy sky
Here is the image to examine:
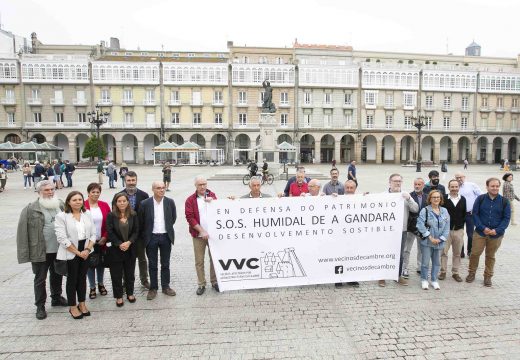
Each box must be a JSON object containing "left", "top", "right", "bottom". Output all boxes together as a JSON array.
[{"left": 1, "top": 0, "right": 518, "bottom": 57}]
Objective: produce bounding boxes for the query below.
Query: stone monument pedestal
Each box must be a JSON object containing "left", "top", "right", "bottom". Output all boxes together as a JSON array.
[{"left": 258, "top": 113, "right": 279, "bottom": 164}]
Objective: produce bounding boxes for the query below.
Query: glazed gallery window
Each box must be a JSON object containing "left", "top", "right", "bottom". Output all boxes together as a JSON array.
[{"left": 171, "top": 113, "right": 180, "bottom": 125}]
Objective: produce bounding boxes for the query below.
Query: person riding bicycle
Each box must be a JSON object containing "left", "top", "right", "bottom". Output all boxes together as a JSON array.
[
  {"left": 261, "top": 160, "right": 269, "bottom": 179},
  {"left": 247, "top": 160, "right": 258, "bottom": 177}
]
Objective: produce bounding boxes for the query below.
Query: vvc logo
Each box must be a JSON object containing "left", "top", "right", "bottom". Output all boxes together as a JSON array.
[{"left": 219, "top": 258, "right": 259, "bottom": 270}]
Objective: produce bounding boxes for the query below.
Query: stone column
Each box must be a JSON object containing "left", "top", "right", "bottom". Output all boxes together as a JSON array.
[
  {"left": 470, "top": 140, "right": 477, "bottom": 163},
  {"left": 451, "top": 142, "right": 459, "bottom": 164},
  {"left": 433, "top": 143, "right": 441, "bottom": 164},
  {"left": 68, "top": 140, "right": 76, "bottom": 162},
  {"left": 394, "top": 141, "right": 401, "bottom": 164},
  {"left": 137, "top": 141, "right": 145, "bottom": 164},
  {"left": 502, "top": 141, "right": 509, "bottom": 162},
  {"left": 115, "top": 141, "right": 123, "bottom": 164},
  {"left": 354, "top": 139, "right": 362, "bottom": 163},
  {"left": 314, "top": 140, "right": 321, "bottom": 164},
  {"left": 486, "top": 143, "right": 493, "bottom": 164},
  {"left": 334, "top": 139, "right": 341, "bottom": 164},
  {"left": 375, "top": 139, "right": 382, "bottom": 164}
]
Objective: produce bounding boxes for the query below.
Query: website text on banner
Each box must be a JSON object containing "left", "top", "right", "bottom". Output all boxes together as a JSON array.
[{"left": 207, "top": 193, "right": 404, "bottom": 292}]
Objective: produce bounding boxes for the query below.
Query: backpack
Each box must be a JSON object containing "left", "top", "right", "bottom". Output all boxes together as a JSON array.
[{"left": 474, "top": 194, "right": 509, "bottom": 216}]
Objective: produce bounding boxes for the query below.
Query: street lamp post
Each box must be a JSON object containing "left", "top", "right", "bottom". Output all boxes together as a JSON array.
[
  {"left": 87, "top": 105, "right": 110, "bottom": 162},
  {"left": 412, "top": 113, "right": 425, "bottom": 172}
]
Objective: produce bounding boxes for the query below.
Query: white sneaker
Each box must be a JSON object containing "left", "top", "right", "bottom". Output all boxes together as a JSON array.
[
  {"left": 432, "top": 281, "right": 440, "bottom": 290},
  {"left": 24, "top": 187, "right": 26, "bottom": 190},
  {"left": 421, "top": 280, "right": 429, "bottom": 290}
]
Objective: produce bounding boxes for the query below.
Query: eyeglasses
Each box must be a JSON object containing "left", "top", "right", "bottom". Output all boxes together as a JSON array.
[{"left": 430, "top": 196, "right": 441, "bottom": 199}]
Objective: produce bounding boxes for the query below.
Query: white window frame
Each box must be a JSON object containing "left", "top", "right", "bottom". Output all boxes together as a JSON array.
[
  {"left": 323, "top": 93, "right": 332, "bottom": 105},
  {"left": 7, "top": 113, "right": 15, "bottom": 126},
  {"left": 364, "top": 90, "right": 377, "bottom": 108},
  {"left": 324, "top": 113, "right": 332, "bottom": 127},
  {"left": 403, "top": 91, "right": 416, "bottom": 109},
  {"left": 123, "top": 89, "right": 133, "bottom": 101},
  {"left": 404, "top": 116, "right": 412, "bottom": 129},
  {"left": 280, "top": 113, "right": 288, "bottom": 127},
  {"left": 461, "top": 96, "right": 469, "bottom": 111},
  {"left": 33, "top": 112, "right": 42, "bottom": 123},
  {"left": 193, "top": 113, "right": 201, "bottom": 126},
  {"left": 443, "top": 96, "right": 451, "bottom": 110},
  {"left": 304, "top": 92, "right": 312, "bottom": 105},
  {"left": 280, "top": 92, "right": 289, "bottom": 106},
  {"left": 238, "top": 91, "right": 247, "bottom": 105},
  {"left": 461, "top": 117, "right": 468, "bottom": 130},
  {"left": 303, "top": 113, "right": 312, "bottom": 127},
  {"left": 77, "top": 113, "right": 86, "bottom": 123},
  {"left": 344, "top": 112, "right": 352, "bottom": 128},
  {"left": 425, "top": 116, "right": 432, "bottom": 130},
  {"left": 238, "top": 113, "right": 247, "bottom": 126},
  {"left": 385, "top": 115, "right": 393, "bottom": 129},
  {"left": 385, "top": 93, "right": 394, "bottom": 108},
  {"left": 443, "top": 116, "right": 451, "bottom": 130},
  {"left": 213, "top": 91, "right": 223, "bottom": 104},
  {"left": 101, "top": 89, "right": 110, "bottom": 101},
  {"left": 344, "top": 93, "right": 352, "bottom": 106},
  {"left": 365, "top": 115, "right": 374, "bottom": 128},
  {"left": 192, "top": 90, "right": 202, "bottom": 105},
  {"left": 214, "top": 113, "right": 223, "bottom": 125},
  {"left": 425, "top": 95, "right": 433, "bottom": 109},
  {"left": 171, "top": 112, "right": 180, "bottom": 125},
  {"left": 124, "top": 113, "right": 134, "bottom": 126},
  {"left": 171, "top": 90, "right": 180, "bottom": 104}
]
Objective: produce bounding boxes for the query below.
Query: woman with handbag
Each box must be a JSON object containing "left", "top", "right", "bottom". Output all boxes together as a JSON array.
[
  {"left": 84, "top": 183, "right": 111, "bottom": 299},
  {"left": 416, "top": 190, "right": 450, "bottom": 290},
  {"left": 55, "top": 191, "right": 97, "bottom": 319},
  {"left": 106, "top": 192, "right": 139, "bottom": 307}
]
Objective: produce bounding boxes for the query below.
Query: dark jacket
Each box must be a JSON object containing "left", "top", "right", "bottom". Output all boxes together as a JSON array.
[
  {"left": 473, "top": 193, "right": 511, "bottom": 238},
  {"left": 106, "top": 212, "right": 139, "bottom": 261},
  {"left": 185, "top": 189, "right": 217, "bottom": 238},
  {"left": 17, "top": 199, "right": 64, "bottom": 263},
  {"left": 138, "top": 196, "right": 177, "bottom": 246},
  {"left": 442, "top": 194, "right": 467, "bottom": 230},
  {"left": 116, "top": 188, "right": 149, "bottom": 212},
  {"left": 407, "top": 191, "right": 428, "bottom": 232},
  {"left": 423, "top": 183, "right": 446, "bottom": 196},
  {"left": 33, "top": 164, "right": 45, "bottom": 177}
]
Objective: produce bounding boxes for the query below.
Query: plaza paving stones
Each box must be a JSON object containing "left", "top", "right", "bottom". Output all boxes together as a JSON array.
[{"left": 0, "top": 164, "right": 519, "bottom": 359}]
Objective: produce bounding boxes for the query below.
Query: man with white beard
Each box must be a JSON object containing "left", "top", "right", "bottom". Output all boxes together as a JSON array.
[{"left": 17, "top": 180, "right": 67, "bottom": 320}]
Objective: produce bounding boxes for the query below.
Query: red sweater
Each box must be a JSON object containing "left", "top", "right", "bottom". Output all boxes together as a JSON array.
[
  {"left": 185, "top": 189, "right": 217, "bottom": 238},
  {"left": 289, "top": 182, "right": 309, "bottom": 197},
  {"left": 84, "top": 200, "right": 111, "bottom": 240}
]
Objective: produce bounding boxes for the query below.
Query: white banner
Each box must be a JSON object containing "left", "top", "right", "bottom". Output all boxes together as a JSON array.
[{"left": 207, "top": 193, "right": 404, "bottom": 292}]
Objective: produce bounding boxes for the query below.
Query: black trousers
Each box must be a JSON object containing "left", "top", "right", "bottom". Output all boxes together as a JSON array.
[
  {"left": 110, "top": 247, "right": 137, "bottom": 298},
  {"left": 66, "top": 240, "right": 89, "bottom": 306},
  {"left": 31, "top": 253, "right": 63, "bottom": 307}
]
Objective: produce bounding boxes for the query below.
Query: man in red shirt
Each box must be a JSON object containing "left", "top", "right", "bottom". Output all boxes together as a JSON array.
[{"left": 185, "top": 176, "right": 219, "bottom": 295}]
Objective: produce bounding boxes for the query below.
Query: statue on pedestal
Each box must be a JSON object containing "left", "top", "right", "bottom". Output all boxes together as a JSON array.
[{"left": 262, "top": 80, "right": 276, "bottom": 113}]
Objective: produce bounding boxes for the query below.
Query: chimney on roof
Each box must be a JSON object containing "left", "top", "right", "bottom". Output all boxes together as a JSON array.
[
  {"left": 227, "top": 40, "right": 233, "bottom": 48},
  {"left": 109, "top": 37, "right": 120, "bottom": 50}
]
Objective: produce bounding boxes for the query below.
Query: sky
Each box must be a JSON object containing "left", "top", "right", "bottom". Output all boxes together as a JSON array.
[{"left": 1, "top": 0, "right": 519, "bottom": 57}]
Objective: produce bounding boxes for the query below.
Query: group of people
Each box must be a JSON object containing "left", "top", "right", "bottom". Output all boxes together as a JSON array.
[
  {"left": 17, "top": 171, "right": 179, "bottom": 320},
  {"left": 15, "top": 162, "right": 517, "bottom": 320},
  {"left": 18, "top": 159, "right": 76, "bottom": 191}
]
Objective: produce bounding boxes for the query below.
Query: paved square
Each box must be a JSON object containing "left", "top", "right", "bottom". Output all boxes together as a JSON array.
[{"left": 0, "top": 163, "right": 519, "bottom": 359}]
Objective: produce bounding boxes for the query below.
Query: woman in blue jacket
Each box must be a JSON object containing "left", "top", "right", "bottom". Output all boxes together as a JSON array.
[{"left": 416, "top": 190, "right": 450, "bottom": 290}]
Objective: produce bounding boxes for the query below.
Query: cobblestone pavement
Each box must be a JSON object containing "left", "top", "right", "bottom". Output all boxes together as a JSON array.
[{"left": 0, "top": 164, "right": 519, "bottom": 359}]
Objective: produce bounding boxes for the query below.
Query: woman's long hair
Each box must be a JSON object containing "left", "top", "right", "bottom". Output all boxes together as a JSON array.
[
  {"left": 64, "top": 191, "right": 86, "bottom": 213},
  {"left": 111, "top": 193, "right": 135, "bottom": 218}
]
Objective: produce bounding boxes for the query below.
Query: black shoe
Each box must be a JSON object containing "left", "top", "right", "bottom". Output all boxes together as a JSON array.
[
  {"left": 461, "top": 252, "right": 465, "bottom": 258},
  {"left": 116, "top": 299, "right": 124, "bottom": 307},
  {"left": 196, "top": 286, "right": 206, "bottom": 295},
  {"left": 127, "top": 295, "right": 136, "bottom": 303},
  {"left": 77, "top": 306, "right": 91, "bottom": 316},
  {"left": 347, "top": 281, "right": 360, "bottom": 287},
  {"left": 212, "top": 283, "right": 220, "bottom": 292},
  {"left": 69, "top": 309, "right": 83, "bottom": 320},
  {"left": 335, "top": 282, "right": 343, "bottom": 288},
  {"left": 51, "top": 296, "right": 68, "bottom": 307},
  {"left": 36, "top": 305, "right": 47, "bottom": 320}
]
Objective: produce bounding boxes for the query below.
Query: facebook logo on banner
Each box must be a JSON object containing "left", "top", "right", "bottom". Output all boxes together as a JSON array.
[{"left": 335, "top": 265, "right": 343, "bottom": 274}]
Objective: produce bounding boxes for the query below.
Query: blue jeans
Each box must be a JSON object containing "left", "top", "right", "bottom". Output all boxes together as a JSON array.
[
  {"left": 108, "top": 173, "right": 115, "bottom": 188},
  {"left": 87, "top": 264, "right": 105, "bottom": 288},
  {"left": 121, "top": 176, "right": 126, "bottom": 188},
  {"left": 146, "top": 234, "right": 171, "bottom": 290},
  {"left": 421, "top": 245, "right": 442, "bottom": 281},
  {"left": 398, "top": 231, "right": 407, "bottom": 277},
  {"left": 65, "top": 173, "right": 72, "bottom": 187},
  {"left": 24, "top": 175, "right": 32, "bottom": 187}
]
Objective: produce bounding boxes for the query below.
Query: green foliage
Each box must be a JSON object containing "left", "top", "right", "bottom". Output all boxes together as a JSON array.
[{"left": 82, "top": 135, "right": 107, "bottom": 160}]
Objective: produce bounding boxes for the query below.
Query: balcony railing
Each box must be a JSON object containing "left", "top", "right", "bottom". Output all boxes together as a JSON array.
[
  {"left": 121, "top": 99, "right": 134, "bottom": 106},
  {"left": 98, "top": 99, "right": 113, "bottom": 106},
  {"left": 28, "top": 98, "right": 42, "bottom": 105},
  {"left": 73, "top": 98, "right": 87, "bottom": 106},
  {"left": 233, "top": 122, "right": 259, "bottom": 129},
  {"left": 168, "top": 99, "right": 181, "bottom": 106},
  {"left": 479, "top": 106, "right": 492, "bottom": 112},
  {"left": 495, "top": 107, "right": 506, "bottom": 113},
  {"left": 1, "top": 98, "right": 16, "bottom": 105},
  {"left": 279, "top": 102, "right": 290, "bottom": 108},
  {"left": 511, "top": 107, "right": 520, "bottom": 113},
  {"left": 50, "top": 98, "right": 64, "bottom": 106},
  {"left": 212, "top": 101, "right": 224, "bottom": 107},
  {"left": 143, "top": 99, "right": 156, "bottom": 106},
  {"left": 236, "top": 101, "right": 248, "bottom": 107},
  {"left": 25, "top": 122, "right": 90, "bottom": 128}
]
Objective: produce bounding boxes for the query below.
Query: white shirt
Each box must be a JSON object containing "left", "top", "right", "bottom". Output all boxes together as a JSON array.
[
  {"left": 459, "top": 181, "right": 482, "bottom": 212},
  {"left": 448, "top": 194, "right": 461, "bottom": 207},
  {"left": 197, "top": 195, "right": 209, "bottom": 235},
  {"left": 152, "top": 197, "right": 166, "bottom": 234},
  {"left": 76, "top": 217, "right": 86, "bottom": 240},
  {"left": 90, "top": 206, "right": 103, "bottom": 240}
]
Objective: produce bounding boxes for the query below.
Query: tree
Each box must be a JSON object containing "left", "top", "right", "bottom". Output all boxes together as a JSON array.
[{"left": 82, "top": 135, "right": 107, "bottom": 160}]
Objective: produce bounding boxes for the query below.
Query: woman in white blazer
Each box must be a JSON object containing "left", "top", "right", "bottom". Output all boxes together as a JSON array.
[{"left": 55, "top": 191, "right": 96, "bottom": 319}]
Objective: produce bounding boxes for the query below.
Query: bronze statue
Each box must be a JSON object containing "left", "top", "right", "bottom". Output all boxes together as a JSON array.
[{"left": 262, "top": 80, "right": 276, "bottom": 113}]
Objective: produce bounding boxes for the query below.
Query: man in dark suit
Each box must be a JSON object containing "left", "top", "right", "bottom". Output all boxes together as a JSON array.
[
  {"left": 138, "top": 181, "right": 177, "bottom": 300},
  {"left": 115, "top": 171, "right": 150, "bottom": 289}
]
